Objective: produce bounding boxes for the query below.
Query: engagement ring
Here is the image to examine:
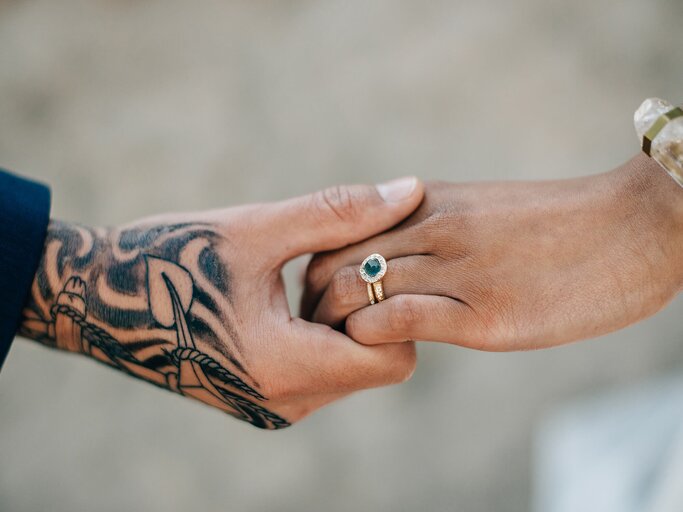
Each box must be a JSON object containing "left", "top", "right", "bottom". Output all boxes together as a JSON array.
[{"left": 359, "top": 253, "right": 387, "bottom": 305}]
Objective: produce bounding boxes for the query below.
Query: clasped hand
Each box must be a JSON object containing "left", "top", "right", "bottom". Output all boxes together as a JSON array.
[{"left": 22, "top": 154, "right": 683, "bottom": 429}]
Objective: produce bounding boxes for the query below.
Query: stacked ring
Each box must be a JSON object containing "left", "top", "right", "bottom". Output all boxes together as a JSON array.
[{"left": 359, "top": 253, "right": 388, "bottom": 305}]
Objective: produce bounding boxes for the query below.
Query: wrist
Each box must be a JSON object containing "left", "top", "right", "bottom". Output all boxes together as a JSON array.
[
  {"left": 20, "top": 220, "right": 111, "bottom": 353},
  {"left": 616, "top": 153, "right": 683, "bottom": 290}
]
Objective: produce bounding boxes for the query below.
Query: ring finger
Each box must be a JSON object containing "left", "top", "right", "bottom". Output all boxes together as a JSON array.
[
  {"left": 312, "top": 255, "right": 449, "bottom": 328},
  {"left": 301, "top": 224, "right": 430, "bottom": 319}
]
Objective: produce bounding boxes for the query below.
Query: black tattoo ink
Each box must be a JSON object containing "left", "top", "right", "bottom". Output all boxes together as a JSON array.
[{"left": 19, "top": 222, "right": 289, "bottom": 430}]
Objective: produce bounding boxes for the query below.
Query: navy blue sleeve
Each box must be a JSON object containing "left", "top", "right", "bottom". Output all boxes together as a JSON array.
[{"left": 0, "top": 169, "right": 51, "bottom": 371}]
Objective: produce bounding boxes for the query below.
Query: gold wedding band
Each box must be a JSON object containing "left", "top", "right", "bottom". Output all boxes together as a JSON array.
[
  {"left": 366, "top": 283, "right": 376, "bottom": 305},
  {"left": 372, "top": 281, "right": 385, "bottom": 301},
  {"left": 359, "top": 253, "right": 387, "bottom": 305}
]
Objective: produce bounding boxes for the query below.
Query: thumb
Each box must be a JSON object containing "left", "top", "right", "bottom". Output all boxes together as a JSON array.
[{"left": 261, "top": 177, "right": 424, "bottom": 263}]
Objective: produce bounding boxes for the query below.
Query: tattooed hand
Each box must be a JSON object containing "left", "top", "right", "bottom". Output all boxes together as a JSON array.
[{"left": 19, "top": 178, "right": 424, "bottom": 429}]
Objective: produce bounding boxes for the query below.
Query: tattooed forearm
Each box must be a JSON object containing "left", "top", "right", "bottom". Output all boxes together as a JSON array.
[{"left": 19, "top": 220, "right": 289, "bottom": 429}]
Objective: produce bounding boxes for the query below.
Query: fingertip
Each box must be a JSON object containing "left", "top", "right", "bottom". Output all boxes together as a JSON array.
[
  {"left": 376, "top": 177, "right": 425, "bottom": 221},
  {"left": 376, "top": 176, "right": 422, "bottom": 203},
  {"left": 362, "top": 340, "right": 418, "bottom": 385}
]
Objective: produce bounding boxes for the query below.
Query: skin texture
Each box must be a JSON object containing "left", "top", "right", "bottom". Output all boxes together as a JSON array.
[
  {"left": 303, "top": 154, "right": 683, "bottom": 351},
  {"left": 19, "top": 178, "right": 424, "bottom": 429}
]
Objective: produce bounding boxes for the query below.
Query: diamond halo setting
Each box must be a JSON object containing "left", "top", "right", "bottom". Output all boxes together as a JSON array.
[{"left": 359, "top": 253, "right": 387, "bottom": 284}]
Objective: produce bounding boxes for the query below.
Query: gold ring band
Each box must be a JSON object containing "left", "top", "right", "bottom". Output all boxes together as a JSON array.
[
  {"left": 372, "top": 281, "right": 385, "bottom": 302},
  {"left": 367, "top": 283, "right": 376, "bottom": 305},
  {"left": 359, "top": 253, "right": 387, "bottom": 305}
]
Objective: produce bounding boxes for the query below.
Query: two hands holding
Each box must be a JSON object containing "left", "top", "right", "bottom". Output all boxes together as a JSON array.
[{"left": 19, "top": 154, "right": 683, "bottom": 428}]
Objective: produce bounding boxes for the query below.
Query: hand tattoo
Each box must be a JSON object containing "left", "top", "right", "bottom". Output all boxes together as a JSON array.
[{"left": 19, "top": 221, "right": 289, "bottom": 429}]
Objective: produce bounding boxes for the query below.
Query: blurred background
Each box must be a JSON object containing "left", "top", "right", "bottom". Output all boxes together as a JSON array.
[{"left": 1, "top": 1, "right": 683, "bottom": 511}]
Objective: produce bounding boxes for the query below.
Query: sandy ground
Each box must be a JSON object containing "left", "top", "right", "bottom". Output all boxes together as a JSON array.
[{"left": 1, "top": 1, "right": 683, "bottom": 511}]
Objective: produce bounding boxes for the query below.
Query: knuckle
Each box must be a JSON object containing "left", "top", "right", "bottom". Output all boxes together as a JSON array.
[
  {"left": 316, "top": 185, "right": 359, "bottom": 224},
  {"left": 328, "top": 267, "right": 360, "bottom": 307},
  {"left": 421, "top": 212, "right": 467, "bottom": 257},
  {"left": 461, "top": 278, "right": 513, "bottom": 350},
  {"left": 386, "top": 295, "right": 422, "bottom": 334},
  {"left": 344, "top": 313, "right": 364, "bottom": 341}
]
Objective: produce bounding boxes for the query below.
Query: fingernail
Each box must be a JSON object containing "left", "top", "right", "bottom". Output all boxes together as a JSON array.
[{"left": 376, "top": 176, "right": 417, "bottom": 202}]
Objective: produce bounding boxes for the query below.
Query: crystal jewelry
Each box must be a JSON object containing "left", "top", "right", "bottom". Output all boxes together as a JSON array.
[
  {"left": 359, "top": 253, "right": 387, "bottom": 305},
  {"left": 634, "top": 98, "right": 683, "bottom": 187}
]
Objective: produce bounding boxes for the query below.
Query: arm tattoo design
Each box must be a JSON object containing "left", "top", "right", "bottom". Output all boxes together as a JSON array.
[{"left": 19, "top": 221, "right": 289, "bottom": 429}]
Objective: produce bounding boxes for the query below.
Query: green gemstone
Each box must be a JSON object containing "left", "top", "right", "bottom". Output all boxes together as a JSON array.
[{"left": 364, "top": 257, "right": 381, "bottom": 277}]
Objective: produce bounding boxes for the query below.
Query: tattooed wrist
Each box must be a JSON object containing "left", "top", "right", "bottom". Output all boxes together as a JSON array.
[{"left": 19, "top": 219, "right": 289, "bottom": 429}]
